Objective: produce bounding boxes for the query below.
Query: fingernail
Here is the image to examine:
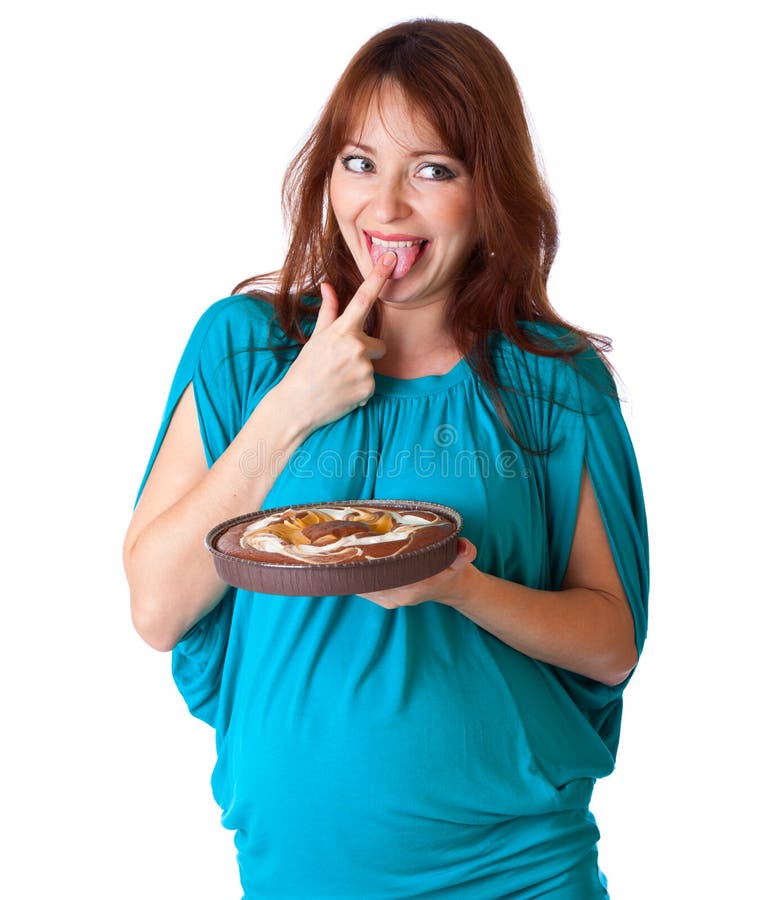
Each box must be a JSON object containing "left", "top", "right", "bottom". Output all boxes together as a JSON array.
[{"left": 380, "top": 251, "right": 397, "bottom": 268}]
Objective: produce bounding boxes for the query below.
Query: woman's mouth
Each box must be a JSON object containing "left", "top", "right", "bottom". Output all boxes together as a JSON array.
[{"left": 365, "top": 232, "right": 429, "bottom": 279}]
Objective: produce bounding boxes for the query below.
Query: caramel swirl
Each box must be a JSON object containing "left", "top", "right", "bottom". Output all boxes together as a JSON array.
[{"left": 216, "top": 505, "right": 454, "bottom": 566}]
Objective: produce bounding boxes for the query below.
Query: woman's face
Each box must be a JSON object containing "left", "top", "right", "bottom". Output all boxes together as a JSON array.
[{"left": 329, "top": 85, "right": 478, "bottom": 311}]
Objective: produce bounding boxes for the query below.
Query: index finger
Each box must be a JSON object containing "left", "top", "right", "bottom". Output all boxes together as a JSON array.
[{"left": 338, "top": 251, "right": 397, "bottom": 332}]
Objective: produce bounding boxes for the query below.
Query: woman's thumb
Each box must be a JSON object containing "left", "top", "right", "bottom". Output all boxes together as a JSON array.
[{"left": 314, "top": 283, "right": 339, "bottom": 332}]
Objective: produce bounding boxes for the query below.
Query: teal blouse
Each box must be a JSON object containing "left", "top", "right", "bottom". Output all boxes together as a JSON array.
[{"left": 137, "top": 295, "right": 648, "bottom": 898}]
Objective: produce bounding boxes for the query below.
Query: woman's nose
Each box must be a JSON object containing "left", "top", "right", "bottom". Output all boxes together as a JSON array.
[{"left": 372, "top": 176, "right": 411, "bottom": 223}]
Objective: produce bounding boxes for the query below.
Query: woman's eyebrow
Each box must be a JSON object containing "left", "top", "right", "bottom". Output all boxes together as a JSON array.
[{"left": 342, "top": 141, "right": 454, "bottom": 158}]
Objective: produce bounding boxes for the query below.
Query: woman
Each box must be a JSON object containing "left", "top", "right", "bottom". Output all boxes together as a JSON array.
[{"left": 124, "top": 19, "right": 648, "bottom": 899}]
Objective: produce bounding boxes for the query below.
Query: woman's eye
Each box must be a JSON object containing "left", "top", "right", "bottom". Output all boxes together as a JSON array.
[
  {"left": 416, "top": 163, "right": 456, "bottom": 181},
  {"left": 341, "top": 155, "right": 374, "bottom": 174}
]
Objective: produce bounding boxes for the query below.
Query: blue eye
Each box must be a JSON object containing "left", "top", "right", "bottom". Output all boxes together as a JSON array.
[
  {"left": 341, "top": 155, "right": 374, "bottom": 173},
  {"left": 416, "top": 163, "right": 456, "bottom": 181}
]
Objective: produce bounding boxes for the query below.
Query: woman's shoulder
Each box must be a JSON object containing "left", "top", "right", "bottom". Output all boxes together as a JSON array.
[
  {"left": 184, "top": 293, "right": 295, "bottom": 354},
  {"left": 193, "top": 292, "right": 277, "bottom": 333},
  {"left": 490, "top": 322, "right": 616, "bottom": 411}
]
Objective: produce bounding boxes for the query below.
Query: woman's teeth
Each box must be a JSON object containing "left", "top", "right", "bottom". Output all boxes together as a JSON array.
[
  {"left": 371, "top": 236, "right": 423, "bottom": 249},
  {"left": 368, "top": 235, "right": 427, "bottom": 279}
]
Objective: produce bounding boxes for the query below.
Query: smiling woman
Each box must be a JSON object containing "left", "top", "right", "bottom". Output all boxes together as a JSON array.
[
  {"left": 239, "top": 17, "right": 610, "bottom": 393},
  {"left": 124, "top": 18, "right": 648, "bottom": 900},
  {"left": 329, "top": 84, "right": 478, "bottom": 305}
]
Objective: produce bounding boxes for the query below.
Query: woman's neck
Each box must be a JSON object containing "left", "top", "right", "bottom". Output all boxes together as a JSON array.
[{"left": 375, "top": 300, "right": 461, "bottom": 378}]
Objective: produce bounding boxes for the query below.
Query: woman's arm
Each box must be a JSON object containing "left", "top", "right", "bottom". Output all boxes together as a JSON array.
[
  {"left": 359, "top": 467, "right": 638, "bottom": 687},
  {"left": 124, "top": 254, "right": 397, "bottom": 652},
  {"left": 124, "top": 382, "right": 310, "bottom": 651}
]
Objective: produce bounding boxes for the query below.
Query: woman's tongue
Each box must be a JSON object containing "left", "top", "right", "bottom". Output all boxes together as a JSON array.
[{"left": 369, "top": 240, "right": 424, "bottom": 280}]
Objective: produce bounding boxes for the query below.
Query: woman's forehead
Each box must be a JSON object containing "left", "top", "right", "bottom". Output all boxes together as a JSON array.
[{"left": 343, "top": 82, "right": 449, "bottom": 153}]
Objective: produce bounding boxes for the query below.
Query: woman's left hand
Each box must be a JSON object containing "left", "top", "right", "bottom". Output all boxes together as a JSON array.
[{"left": 357, "top": 538, "right": 478, "bottom": 609}]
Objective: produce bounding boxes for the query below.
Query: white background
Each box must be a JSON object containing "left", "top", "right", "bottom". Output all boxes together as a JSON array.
[{"left": 2, "top": 1, "right": 768, "bottom": 897}]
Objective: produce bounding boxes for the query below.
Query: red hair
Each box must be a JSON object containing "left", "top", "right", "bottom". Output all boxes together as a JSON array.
[{"left": 234, "top": 19, "right": 611, "bottom": 429}]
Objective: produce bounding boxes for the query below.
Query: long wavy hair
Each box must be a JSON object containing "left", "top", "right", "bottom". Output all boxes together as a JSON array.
[{"left": 234, "top": 19, "right": 611, "bottom": 432}]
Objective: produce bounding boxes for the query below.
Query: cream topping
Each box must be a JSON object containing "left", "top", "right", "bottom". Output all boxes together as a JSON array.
[{"left": 239, "top": 506, "right": 447, "bottom": 565}]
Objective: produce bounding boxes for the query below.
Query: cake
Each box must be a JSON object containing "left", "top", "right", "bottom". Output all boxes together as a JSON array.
[{"left": 215, "top": 504, "right": 455, "bottom": 566}]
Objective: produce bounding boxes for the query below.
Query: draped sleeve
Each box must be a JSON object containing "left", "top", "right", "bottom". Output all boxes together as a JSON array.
[
  {"left": 133, "top": 295, "right": 292, "bottom": 728},
  {"left": 494, "top": 330, "right": 649, "bottom": 755}
]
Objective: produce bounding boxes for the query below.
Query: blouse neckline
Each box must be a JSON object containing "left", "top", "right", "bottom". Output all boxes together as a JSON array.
[{"left": 373, "top": 358, "right": 472, "bottom": 397}]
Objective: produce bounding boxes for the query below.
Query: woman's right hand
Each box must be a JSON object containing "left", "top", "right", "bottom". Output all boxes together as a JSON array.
[
  {"left": 124, "top": 251, "right": 397, "bottom": 651},
  {"left": 273, "top": 251, "right": 396, "bottom": 434}
]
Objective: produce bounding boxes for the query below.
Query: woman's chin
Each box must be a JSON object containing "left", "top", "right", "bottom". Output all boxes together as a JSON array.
[
  {"left": 379, "top": 285, "right": 447, "bottom": 311},
  {"left": 378, "top": 280, "right": 420, "bottom": 305}
]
